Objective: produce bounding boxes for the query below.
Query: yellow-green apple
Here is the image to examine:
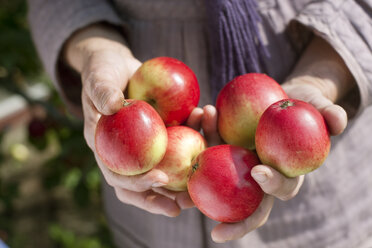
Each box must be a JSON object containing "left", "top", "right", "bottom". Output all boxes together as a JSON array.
[
  {"left": 187, "top": 144, "right": 264, "bottom": 223},
  {"left": 95, "top": 99, "right": 168, "bottom": 176},
  {"left": 255, "top": 99, "right": 331, "bottom": 177},
  {"left": 216, "top": 73, "right": 287, "bottom": 150},
  {"left": 155, "top": 126, "right": 206, "bottom": 191},
  {"left": 128, "top": 57, "right": 200, "bottom": 126}
]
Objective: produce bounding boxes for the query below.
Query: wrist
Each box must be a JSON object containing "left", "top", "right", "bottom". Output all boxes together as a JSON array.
[
  {"left": 63, "top": 23, "right": 133, "bottom": 73},
  {"left": 285, "top": 36, "right": 355, "bottom": 103},
  {"left": 285, "top": 73, "right": 340, "bottom": 103}
]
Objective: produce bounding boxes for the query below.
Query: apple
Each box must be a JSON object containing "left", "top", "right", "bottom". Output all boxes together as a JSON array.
[
  {"left": 95, "top": 99, "right": 168, "bottom": 176},
  {"left": 155, "top": 126, "right": 207, "bottom": 191},
  {"left": 187, "top": 144, "right": 264, "bottom": 223},
  {"left": 255, "top": 99, "right": 331, "bottom": 178},
  {"left": 128, "top": 57, "right": 200, "bottom": 126},
  {"left": 216, "top": 73, "right": 287, "bottom": 150}
]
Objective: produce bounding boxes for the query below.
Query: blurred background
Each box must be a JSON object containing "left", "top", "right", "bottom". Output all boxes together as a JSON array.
[{"left": 0, "top": 0, "right": 115, "bottom": 247}]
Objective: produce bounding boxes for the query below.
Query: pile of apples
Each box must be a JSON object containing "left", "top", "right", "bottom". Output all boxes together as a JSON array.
[{"left": 95, "top": 57, "right": 330, "bottom": 223}]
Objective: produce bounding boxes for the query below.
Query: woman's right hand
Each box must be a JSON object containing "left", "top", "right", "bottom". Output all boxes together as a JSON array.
[{"left": 64, "top": 24, "right": 194, "bottom": 217}]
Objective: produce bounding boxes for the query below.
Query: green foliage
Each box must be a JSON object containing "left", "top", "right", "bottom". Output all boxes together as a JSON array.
[
  {"left": 0, "top": 0, "right": 42, "bottom": 81},
  {"left": 0, "top": 0, "right": 115, "bottom": 247},
  {"left": 49, "top": 221, "right": 113, "bottom": 248}
]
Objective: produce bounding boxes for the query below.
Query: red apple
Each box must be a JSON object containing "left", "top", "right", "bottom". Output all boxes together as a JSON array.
[
  {"left": 95, "top": 99, "right": 168, "bottom": 176},
  {"left": 216, "top": 73, "right": 287, "bottom": 150},
  {"left": 155, "top": 126, "right": 207, "bottom": 191},
  {"left": 187, "top": 145, "right": 264, "bottom": 223},
  {"left": 255, "top": 99, "right": 331, "bottom": 178},
  {"left": 128, "top": 57, "right": 200, "bottom": 126}
]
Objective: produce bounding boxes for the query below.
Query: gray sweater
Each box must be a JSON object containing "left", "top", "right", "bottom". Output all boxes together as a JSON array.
[{"left": 28, "top": 0, "right": 372, "bottom": 247}]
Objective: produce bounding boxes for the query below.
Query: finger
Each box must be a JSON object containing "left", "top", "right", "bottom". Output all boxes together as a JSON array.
[
  {"left": 84, "top": 76, "right": 125, "bottom": 115},
  {"left": 114, "top": 188, "right": 181, "bottom": 217},
  {"left": 152, "top": 188, "right": 195, "bottom": 209},
  {"left": 95, "top": 153, "right": 169, "bottom": 192},
  {"left": 319, "top": 104, "right": 347, "bottom": 135},
  {"left": 211, "top": 195, "right": 274, "bottom": 243},
  {"left": 82, "top": 92, "right": 100, "bottom": 150},
  {"left": 301, "top": 94, "right": 347, "bottom": 136},
  {"left": 185, "top": 107, "right": 203, "bottom": 131},
  {"left": 123, "top": 57, "right": 142, "bottom": 77},
  {"left": 283, "top": 84, "right": 347, "bottom": 136},
  {"left": 152, "top": 187, "right": 178, "bottom": 200},
  {"left": 251, "top": 165, "right": 304, "bottom": 201},
  {"left": 175, "top": 191, "right": 195, "bottom": 209},
  {"left": 202, "top": 105, "right": 223, "bottom": 146},
  {"left": 81, "top": 54, "right": 142, "bottom": 115}
]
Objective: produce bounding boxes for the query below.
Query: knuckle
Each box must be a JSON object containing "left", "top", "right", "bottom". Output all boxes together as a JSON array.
[
  {"left": 279, "top": 192, "right": 295, "bottom": 201},
  {"left": 83, "top": 127, "right": 94, "bottom": 150},
  {"left": 91, "top": 83, "right": 120, "bottom": 114},
  {"left": 127, "top": 176, "right": 148, "bottom": 192},
  {"left": 84, "top": 71, "right": 110, "bottom": 95},
  {"left": 103, "top": 174, "right": 115, "bottom": 188},
  {"left": 279, "top": 184, "right": 299, "bottom": 201},
  {"left": 115, "top": 189, "right": 128, "bottom": 204},
  {"left": 269, "top": 177, "right": 285, "bottom": 196},
  {"left": 257, "top": 214, "right": 269, "bottom": 229},
  {"left": 83, "top": 127, "right": 89, "bottom": 142},
  {"left": 142, "top": 191, "right": 156, "bottom": 210},
  {"left": 84, "top": 71, "right": 101, "bottom": 91},
  {"left": 99, "top": 166, "right": 119, "bottom": 188},
  {"left": 270, "top": 174, "right": 298, "bottom": 201},
  {"left": 134, "top": 182, "right": 149, "bottom": 193},
  {"left": 106, "top": 180, "right": 115, "bottom": 188}
]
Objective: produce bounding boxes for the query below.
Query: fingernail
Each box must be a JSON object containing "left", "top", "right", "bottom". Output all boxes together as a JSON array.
[
  {"left": 252, "top": 171, "right": 268, "bottom": 184},
  {"left": 211, "top": 234, "right": 226, "bottom": 243},
  {"left": 152, "top": 182, "right": 166, "bottom": 188}
]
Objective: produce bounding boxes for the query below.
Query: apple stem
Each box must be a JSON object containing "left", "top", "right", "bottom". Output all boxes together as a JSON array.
[
  {"left": 280, "top": 100, "right": 294, "bottom": 109},
  {"left": 122, "top": 99, "right": 131, "bottom": 107},
  {"left": 192, "top": 163, "right": 199, "bottom": 173}
]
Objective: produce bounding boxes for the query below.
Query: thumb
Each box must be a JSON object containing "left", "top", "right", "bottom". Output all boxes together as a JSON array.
[
  {"left": 83, "top": 69, "right": 126, "bottom": 115},
  {"left": 283, "top": 84, "right": 347, "bottom": 135},
  {"left": 299, "top": 92, "right": 347, "bottom": 136},
  {"left": 251, "top": 165, "right": 304, "bottom": 201},
  {"left": 81, "top": 53, "right": 142, "bottom": 115},
  {"left": 89, "top": 82, "right": 124, "bottom": 115}
]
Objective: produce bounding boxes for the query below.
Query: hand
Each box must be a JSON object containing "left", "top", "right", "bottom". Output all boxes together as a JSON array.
[
  {"left": 64, "top": 24, "right": 194, "bottom": 217},
  {"left": 208, "top": 36, "right": 354, "bottom": 243},
  {"left": 201, "top": 87, "right": 344, "bottom": 242},
  {"left": 282, "top": 80, "right": 347, "bottom": 135},
  {"left": 199, "top": 105, "right": 304, "bottom": 243},
  {"left": 281, "top": 35, "right": 353, "bottom": 136},
  {"left": 209, "top": 76, "right": 349, "bottom": 241}
]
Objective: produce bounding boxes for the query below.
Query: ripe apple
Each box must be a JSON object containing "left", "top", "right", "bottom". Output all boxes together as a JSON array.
[
  {"left": 255, "top": 99, "right": 331, "bottom": 178},
  {"left": 95, "top": 99, "right": 168, "bottom": 176},
  {"left": 128, "top": 57, "right": 200, "bottom": 126},
  {"left": 155, "top": 126, "right": 207, "bottom": 191},
  {"left": 216, "top": 73, "right": 287, "bottom": 150},
  {"left": 187, "top": 144, "right": 264, "bottom": 223}
]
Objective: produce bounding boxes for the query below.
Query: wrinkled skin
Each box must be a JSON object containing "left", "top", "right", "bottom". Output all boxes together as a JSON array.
[{"left": 64, "top": 24, "right": 353, "bottom": 243}]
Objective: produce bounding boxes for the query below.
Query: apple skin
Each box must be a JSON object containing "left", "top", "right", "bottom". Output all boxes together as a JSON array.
[
  {"left": 255, "top": 99, "right": 331, "bottom": 178},
  {"left": 95, "top": 99, "right": 168, "bottom": 176},
  {"left": 216, "top": 73, "right": 287, "bottom": 150},
  {"left": 128, "top": 57, "right": 200, "bottom": 126},
  {"left": 187, "top": 144, "right": 264, "bottom": 223},
  {"left": 155, "top": 126, "right": 207, "bottom": 191}
]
